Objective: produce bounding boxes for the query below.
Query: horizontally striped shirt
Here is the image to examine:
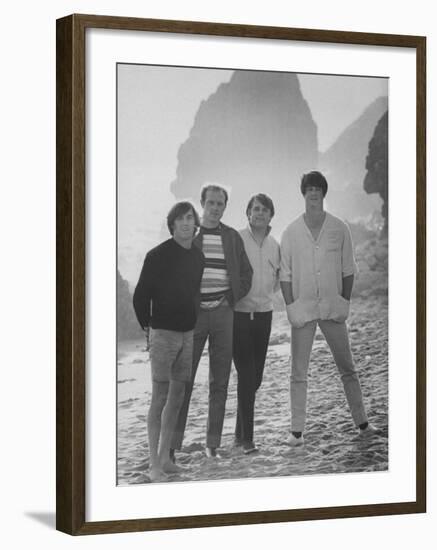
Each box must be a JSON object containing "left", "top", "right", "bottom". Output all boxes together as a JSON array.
[{"left": 200, "top": 226, "right": 230, "bottom": 309}]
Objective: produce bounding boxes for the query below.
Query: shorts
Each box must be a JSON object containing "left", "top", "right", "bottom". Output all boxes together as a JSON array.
[{"left": 149, "top": 328, "right": 193, "bottom": 383}]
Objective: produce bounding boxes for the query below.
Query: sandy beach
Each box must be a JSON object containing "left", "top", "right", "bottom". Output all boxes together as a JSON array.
[{"left": 117, "top": 295, "right": 388, "bottom": 485}]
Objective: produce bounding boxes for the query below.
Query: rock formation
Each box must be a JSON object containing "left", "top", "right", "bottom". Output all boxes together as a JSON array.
[
  {"left": 364, "top": 111, "right": 388, "bottom": 236},
  {"left": 170, "top": 70, "right": 318, "bottom": 232},
  {"left": 319, "top": 96, "right": 388, "bottom": 222},
  {"left": 117, "top": 269, "right": 143, "bottom": 342}
]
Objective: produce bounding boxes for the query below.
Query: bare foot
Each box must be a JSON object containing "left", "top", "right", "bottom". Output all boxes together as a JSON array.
[
  {"left": 149, "top": 467, "right": 168, "bottom": 483},
  {"left": 162, "top": 461, "right": 185, "bottom": 474}
]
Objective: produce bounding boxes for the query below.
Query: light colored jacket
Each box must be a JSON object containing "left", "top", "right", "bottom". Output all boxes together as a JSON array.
[
  {"left": 235, "top": 226, "right": 281, "bottom": 313},
  {"left": 280, "top": 212, "right": 358, "bottom": 324}
]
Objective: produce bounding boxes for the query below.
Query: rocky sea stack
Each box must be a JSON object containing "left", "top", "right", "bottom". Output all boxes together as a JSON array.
[{"left": 170, "top": 70, "right": 318, "bottom": 231}]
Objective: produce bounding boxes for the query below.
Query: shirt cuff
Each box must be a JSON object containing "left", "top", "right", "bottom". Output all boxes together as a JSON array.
[{"left": 342, "top": 264, "right": 359, "bottom": 277}]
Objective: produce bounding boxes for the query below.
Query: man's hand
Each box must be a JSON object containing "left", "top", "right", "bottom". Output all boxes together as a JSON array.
[
  {"left": 331, "top": 296, "right": 350, "bottom": 323},
  {"left": 286, "top": 302, "right": 306, "bottom": 329},
  {"left": 341, "top": 274, "right": 354, "bottom": 302}
]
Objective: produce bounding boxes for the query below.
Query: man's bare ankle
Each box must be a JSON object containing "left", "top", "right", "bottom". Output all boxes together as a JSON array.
[
  {"left": 162, "top": 461, "right": 184, "bottom": 473},
  {"left": 149, "top": 466, "right": 167, "bottom": 482}
]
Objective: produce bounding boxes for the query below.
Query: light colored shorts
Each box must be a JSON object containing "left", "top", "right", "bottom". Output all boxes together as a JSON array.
[{"left": 149, "top": 328, "right": 193, "bottom": 383}]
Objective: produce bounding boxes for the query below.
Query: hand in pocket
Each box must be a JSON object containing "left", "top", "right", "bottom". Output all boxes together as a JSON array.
[
  {"left": 331, "top": 295, "right": 350, "bottom": 323},
  {"left": 286, "top": 301, "right": 307, "bottom": 328}
]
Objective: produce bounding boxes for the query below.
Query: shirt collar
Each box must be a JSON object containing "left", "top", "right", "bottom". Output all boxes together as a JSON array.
[
  {"left": 300, "top": 212, "right": 330, "bottom": 243},
  {"left": 247, "top": 223, "right": 271, "bottom": 237}
]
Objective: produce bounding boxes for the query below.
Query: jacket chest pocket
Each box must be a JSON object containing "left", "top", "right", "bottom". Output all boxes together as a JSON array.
[{"left": 326, "top": 230, "right": 342, "bottom": 252}]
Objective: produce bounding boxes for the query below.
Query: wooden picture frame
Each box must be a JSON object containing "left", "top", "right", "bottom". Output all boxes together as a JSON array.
[{"left": 56, "top": 13, "right": 426, "bottom": 535}]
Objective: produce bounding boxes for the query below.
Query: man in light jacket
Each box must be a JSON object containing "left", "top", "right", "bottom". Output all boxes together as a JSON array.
[{"left": 280, "top": 171, "right": 377, "bottom": 446}]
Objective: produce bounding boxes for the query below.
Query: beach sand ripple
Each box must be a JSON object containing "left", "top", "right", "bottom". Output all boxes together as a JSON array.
[{"left": 117, "top": 297, "right": 388, "bottom": 485}]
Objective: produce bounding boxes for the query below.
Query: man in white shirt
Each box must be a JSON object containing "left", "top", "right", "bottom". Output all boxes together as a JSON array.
[
  {"left": 233, "top": 194, "right": 280, "bottom": 454},
  {"left": 280, "top": 171, "right": 376, "bottom": 445}
]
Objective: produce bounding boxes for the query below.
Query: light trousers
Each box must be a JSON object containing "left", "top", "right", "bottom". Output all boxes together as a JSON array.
[
  {"left": 290, "top": 319, "right": 368, "bottom": 432},
  {"left": 172, "top": 302, "right": 234, "bottom": 450}
]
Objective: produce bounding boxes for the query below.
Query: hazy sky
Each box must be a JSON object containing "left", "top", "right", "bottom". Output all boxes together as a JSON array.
[
  {"left": 117, "top": 64, "right": 387, "bottom": 285},
  {"left": 298, "top": 73, "right": 387, "bottom": 150}
]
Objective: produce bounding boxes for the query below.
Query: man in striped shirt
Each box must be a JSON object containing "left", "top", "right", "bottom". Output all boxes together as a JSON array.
[{"left": 171, "top": 184, "right": 253, "bottom": 459}]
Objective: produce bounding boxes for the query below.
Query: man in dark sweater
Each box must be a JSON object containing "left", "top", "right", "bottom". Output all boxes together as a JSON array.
[{"left": 133, "top": 201, "right": 204, "bottom": 482}]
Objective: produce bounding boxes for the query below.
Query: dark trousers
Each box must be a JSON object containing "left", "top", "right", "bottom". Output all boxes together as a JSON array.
[{"left": 233, "top": 311, "right": 272, "bottom": 445}]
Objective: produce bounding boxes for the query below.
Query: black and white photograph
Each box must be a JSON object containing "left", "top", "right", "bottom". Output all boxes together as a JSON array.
[
  {"left": 116, "top": 63, "right": 389, "bottom": 485},
  {"left": 2, "top": 0, "right": 432, "bottom": 544}
]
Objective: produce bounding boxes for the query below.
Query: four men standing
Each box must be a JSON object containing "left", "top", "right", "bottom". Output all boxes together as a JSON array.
[{"left": 133, "top": 172, "right": 376, "bottom": 481}]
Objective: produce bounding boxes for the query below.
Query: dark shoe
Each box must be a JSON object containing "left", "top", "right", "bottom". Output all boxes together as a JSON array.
[
  {"left": 243, "top": 442, "right": 259, "bottom": 455},
  {"left": 205, "top": 447, "right": 218, "bottom": 458},
  {"left": 233, "top": 438, "right": 243, "bottom": 448}
]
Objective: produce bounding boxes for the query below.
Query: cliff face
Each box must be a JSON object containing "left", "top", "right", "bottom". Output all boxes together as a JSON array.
[
  {"left": 319, "top": 96, "right": 388, "bottom": 222},
  {"left": 364, "top": 111, "right": 388, "bottom": 236},
  {"left": 117, "top": 269, "right": 143, "bottom": 342},
  {"left": 170, "top": 70, "right": 319, "bottom": 231}
]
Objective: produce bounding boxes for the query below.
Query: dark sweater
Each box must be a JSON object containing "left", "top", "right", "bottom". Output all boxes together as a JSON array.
[{"left": 133, "top": 238, "right": 205, "bottom": 332}]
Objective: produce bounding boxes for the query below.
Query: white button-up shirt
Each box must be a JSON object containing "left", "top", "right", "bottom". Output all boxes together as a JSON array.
[
  {"left": 235, "top": 226, "right": 280, "bottom": 313},
  {"left": 280, "top": 212, "right": 358, "bottom": 323}
]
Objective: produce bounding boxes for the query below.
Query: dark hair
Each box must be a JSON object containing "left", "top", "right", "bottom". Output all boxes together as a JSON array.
[
  {"left": 166, "top": 201, "right": 200, "bottom": 236},
  {"left": 246, "top": 193, "right": 275, "bottom": 219},
  {"left": 200, "top": 184, "right": 229, "bottom": 205},
  {"left": 300, "top": 171, "right": 328, "bottom": 197}
]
